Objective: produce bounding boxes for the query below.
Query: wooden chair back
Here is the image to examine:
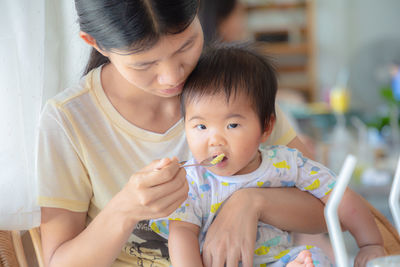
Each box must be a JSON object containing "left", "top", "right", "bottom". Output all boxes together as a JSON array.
[
  {"left": 29, "top": 228, "right": 44, "bottom": 267},
  {"left": 362, "top": 197, "right": 400, "bottom": 255},
  {"left": 0, "top": 230, "right": 28, "bottom": 267}
]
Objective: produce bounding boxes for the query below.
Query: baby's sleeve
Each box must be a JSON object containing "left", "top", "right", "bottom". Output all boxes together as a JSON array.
[{"left": 295, "top": 151, "right": 337, "bottom": 199}]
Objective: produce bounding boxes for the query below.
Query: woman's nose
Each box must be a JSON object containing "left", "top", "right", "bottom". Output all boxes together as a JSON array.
[{"left": 157, "top": 60, "right": 184, "bottom": 86}]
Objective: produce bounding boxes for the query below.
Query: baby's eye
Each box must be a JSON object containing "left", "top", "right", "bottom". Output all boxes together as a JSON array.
[
  {"left": 196, "top": 124, "right": 207, "bottom": 130},
  {"left": 227, "top": 123, "right": 238, "bottom": 129}
]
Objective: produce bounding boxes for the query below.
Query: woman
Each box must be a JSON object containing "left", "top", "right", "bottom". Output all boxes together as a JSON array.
[
  {"left": 37, "top": 1, "right": 325, "bottom": 266},
  {"left": 198, "top": 0, "right": 248, "bottom": 44}
]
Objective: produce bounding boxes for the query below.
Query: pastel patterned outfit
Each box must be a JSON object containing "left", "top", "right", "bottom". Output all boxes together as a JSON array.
[{"left": 151, "top": 146, "right": 335, "bottom": 266}]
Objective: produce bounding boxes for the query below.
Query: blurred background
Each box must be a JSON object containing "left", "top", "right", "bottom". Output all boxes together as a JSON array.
[
  {"left": 234, "top": 0, "right": 400, "bottom": 263},
  {"left": 238, "top": 0, "right": 400, "bottom": 217},
  {"left": 1, "top": 0, "right": 400, "bottom": 265}
]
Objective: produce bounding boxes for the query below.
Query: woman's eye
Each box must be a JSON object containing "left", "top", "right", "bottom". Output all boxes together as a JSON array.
[
  {"left": 227, "top": 123, "right": 238, "bottom": 129},
  {"left": 134, "top": 66, "right": 151, "bottom": 71},
  {"left": 178, "top": 41, "right": 194, "bottom": 53},
  {"left": 196, "top": 124, "right": 207, "bottom": 130}
]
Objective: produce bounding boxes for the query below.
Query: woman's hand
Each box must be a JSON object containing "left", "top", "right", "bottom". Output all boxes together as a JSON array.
[
  {"left": 202, "top": 188, "right": 259, "bottom": 267},
  {"left": 122, "top": 157, "right": 189, "bottom": 222},
  {"left": 202, "top": 187, "right": 326, "bottom": 267}
]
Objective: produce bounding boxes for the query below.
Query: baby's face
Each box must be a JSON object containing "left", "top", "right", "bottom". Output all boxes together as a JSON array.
[{"left": 184, "top": 92, "right": 269, "bottom": 176}]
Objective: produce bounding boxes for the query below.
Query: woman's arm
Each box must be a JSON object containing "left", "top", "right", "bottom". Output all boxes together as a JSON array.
[
  {"left": 169, "top": 221, "right": 202, "bottom": 267},
  {"left": 41, "top": 202, "right": 135, "bottom": 267},
  {"left": 256, "top": 187, "right": 326, "bottom": 233},
  {"left": 41, "top": 158, "right": 188, "bottom": 267}
]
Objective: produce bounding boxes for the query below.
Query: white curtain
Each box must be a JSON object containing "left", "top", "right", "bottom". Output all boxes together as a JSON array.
[{"left": 0, "top": 0, "right": 89, "bottom": 230}]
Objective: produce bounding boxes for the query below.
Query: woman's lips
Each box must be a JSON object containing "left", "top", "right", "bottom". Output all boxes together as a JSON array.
[{"left": 161, "top": 82, "right": 184, "bottom": 95}]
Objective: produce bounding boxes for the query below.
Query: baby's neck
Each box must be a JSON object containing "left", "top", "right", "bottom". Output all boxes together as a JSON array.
[{"left": 234, "top": 150, "right": 262, "bottom": 175}]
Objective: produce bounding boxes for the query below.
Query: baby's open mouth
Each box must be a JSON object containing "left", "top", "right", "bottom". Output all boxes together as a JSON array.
[{"left": 211, "top": 153, "right": 226, "bottom": 165}]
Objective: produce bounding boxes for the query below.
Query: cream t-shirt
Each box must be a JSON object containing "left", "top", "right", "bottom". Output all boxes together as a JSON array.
[{"left": 36, "top": 65, "right": 296, "bottom": 266}]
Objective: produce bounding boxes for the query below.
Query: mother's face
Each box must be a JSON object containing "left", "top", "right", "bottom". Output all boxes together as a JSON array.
[{"left": 106, "top": 17, "right": 204, "bottom": 98}]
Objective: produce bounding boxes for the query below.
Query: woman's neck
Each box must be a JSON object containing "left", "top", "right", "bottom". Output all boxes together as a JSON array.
[{"left": 100, "top": 64, "right": 182, "bottom": 134}]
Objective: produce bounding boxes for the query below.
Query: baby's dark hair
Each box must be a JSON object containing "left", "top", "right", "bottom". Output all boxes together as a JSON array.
[{"left": 181, "top": 43, "right": 277, "bottom": 131}]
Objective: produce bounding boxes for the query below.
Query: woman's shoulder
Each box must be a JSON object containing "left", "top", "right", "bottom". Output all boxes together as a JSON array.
[
  {"left": 43, "top": 67, "right": 101, "bottom": 116},
  {"left": 263, "top": 104, "right": 297, "bottom": 146},
  {"left": 47, "top": 68, "right": 99, "bottom": 110},
  {"left": 39, "top": 68, "right": 102, "bottom": 129}
]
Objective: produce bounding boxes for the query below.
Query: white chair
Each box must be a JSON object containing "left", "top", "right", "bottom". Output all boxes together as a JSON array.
[
  {"left": 325, "top": 155, "right": 400, "bottom": 267},
  {"left": 389, "top": 156, "right": 400, "bottom": 234}
]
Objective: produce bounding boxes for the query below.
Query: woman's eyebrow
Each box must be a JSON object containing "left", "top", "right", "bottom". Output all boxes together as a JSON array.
[{"left": 175, "top": 33, "right": 197, "bottom": 53}]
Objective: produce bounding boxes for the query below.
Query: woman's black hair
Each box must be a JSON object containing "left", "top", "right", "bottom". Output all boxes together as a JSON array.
[
  {"left": 198, "top": 0, "right": 237, "bottom": 44},
  {"left": 181, "top": 43, "right": 277, "bottom": 131},
  {"left": 74, "top": 0, "right": 199, "bottom": 75}
]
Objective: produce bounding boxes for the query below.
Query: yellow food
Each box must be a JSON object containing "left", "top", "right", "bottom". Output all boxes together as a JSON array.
[{"left": 210, "top": 153, "right": 225, "bottom": 165}]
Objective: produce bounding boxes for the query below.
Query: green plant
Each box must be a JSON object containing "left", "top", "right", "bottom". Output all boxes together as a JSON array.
[{"left": 366, "top": 86, "right": 400, "bottom": 131}]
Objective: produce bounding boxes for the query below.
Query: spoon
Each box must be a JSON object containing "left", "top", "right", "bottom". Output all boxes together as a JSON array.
[{"left": 180, "top": 153, "right": 225, "bottom": 168}]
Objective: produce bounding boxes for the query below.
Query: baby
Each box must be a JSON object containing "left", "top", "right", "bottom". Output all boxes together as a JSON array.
[{"left": 151, "top": 44, "right": 385, "bottom": 267}]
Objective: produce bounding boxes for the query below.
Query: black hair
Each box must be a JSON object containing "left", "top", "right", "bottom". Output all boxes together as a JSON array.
[
  {"left": 181, "top": 43, "right": 277, "bottom": 131},
  {"left": 198, "top": 0, "right": 237, "bottom": 44},
  {"left": 74, "top": 0, "right": 199, "bottom": 75}
]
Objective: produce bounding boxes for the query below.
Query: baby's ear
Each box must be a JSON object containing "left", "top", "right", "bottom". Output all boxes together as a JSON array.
[{"left": 261, "top": 115, "right": 276, "bottom": 143}]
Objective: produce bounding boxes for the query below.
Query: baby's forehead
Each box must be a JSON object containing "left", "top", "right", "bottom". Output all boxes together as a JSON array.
[
  {"left": 184, "top": 88, "right": 251, "bottom": 105},
  {"left": 185, "top": 91, "right": 256, "bottom": 114}
]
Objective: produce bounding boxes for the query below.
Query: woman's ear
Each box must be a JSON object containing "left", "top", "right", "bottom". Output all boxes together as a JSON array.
[
  {"left": 79, "top": 31, "right": 109, "bottom": 57},
  {"left": 260, "top": 115, "right": 276, "bottom": 143}
]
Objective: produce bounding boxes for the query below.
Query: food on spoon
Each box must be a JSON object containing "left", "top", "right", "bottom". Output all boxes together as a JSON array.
[{"left": 210, "top": 153, "right": 225, "bottom": 165}]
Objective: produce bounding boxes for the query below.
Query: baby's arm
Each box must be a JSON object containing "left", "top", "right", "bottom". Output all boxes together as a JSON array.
[
  {"left": 169, "top": 220, "right": 203, "bottom": 267},
  {"left": 321, "top": 188, "right": 385, "bottom": 265}
]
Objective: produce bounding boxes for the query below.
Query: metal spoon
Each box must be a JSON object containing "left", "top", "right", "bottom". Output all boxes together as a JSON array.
[{"left": 180, "top": 153, "right": 225, "bottom": 168}]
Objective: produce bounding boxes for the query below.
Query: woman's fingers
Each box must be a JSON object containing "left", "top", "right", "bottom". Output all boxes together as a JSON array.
[
  {"left": 226, "top": 247, "right": 240, "bottom": 267},
  {"left": 149, "top": 177, "right": 189, "bottom": 218},
  {"left": 137, "top": 158, "right": 181, "bottom": 188},
  {"left": 140, "top": 167, "right": 188, "bottom": 208},
  {"left": 240, "top": 246, "right": 254, "bottom": 267},
  {"left": 202, "top": 189, "right": 258, "bottom": 267},
  {"left": 208, "top": 247, "right": 226, "bottom": 267},
  {"left": 125, "top": 157, "right": 189, "bottom": 220},
  {"left": 202, "top": 248, "right": 212, "bottom": 267},
  {"left": 139, "top": 157, "right": 171, "bottom": 172}
]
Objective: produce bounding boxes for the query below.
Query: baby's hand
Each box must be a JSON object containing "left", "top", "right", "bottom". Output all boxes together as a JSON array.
[{"left": 354, "top": 244, "right": 385, "bottom": 267}]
